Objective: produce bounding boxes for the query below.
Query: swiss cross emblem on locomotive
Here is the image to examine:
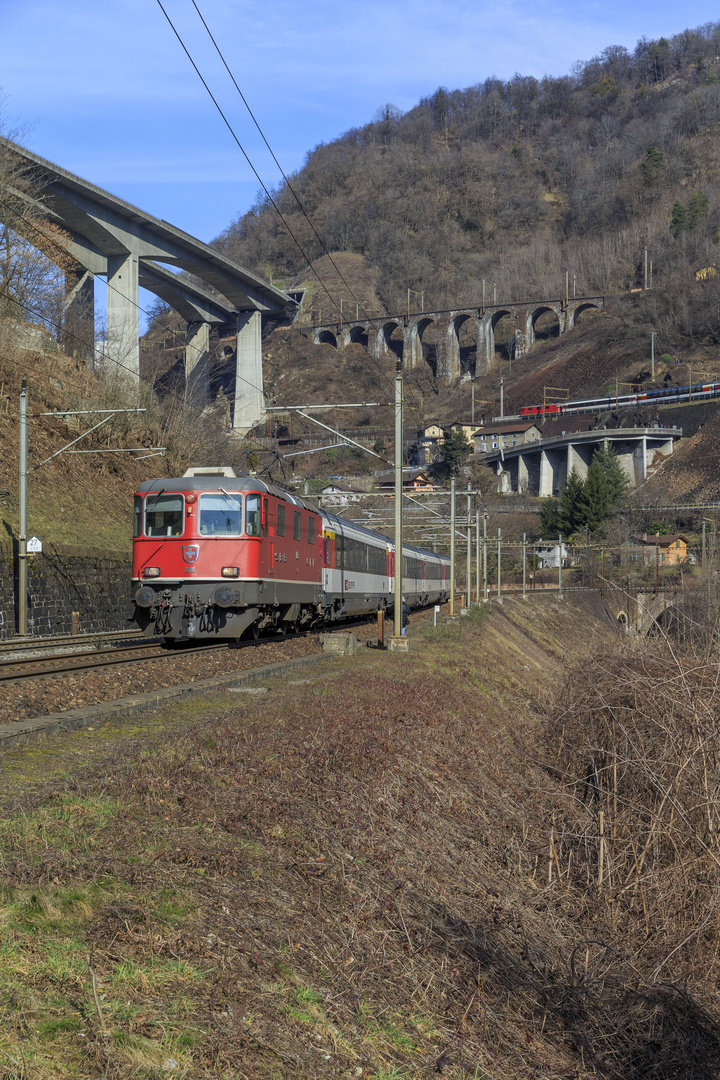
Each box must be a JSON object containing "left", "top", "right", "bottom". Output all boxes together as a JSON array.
[{"left": 182, "top": 544, "right": 199, "bottom": 564}]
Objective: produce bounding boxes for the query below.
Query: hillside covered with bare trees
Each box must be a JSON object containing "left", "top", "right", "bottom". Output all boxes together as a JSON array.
[{"left": 215, "top": 21, "right": 720, "bottom": 349}]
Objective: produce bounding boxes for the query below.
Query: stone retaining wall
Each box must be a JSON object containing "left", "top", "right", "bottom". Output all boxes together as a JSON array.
[{"left": 0, "top": 542, "right": 132, "bottom": 639}]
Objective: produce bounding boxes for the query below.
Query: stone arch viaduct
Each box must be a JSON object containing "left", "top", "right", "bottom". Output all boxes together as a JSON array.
[{"left": 311, "top": 297, "right": 604, "bottom": 380}]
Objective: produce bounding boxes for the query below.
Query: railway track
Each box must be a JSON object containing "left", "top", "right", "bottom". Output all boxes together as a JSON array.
[
  {"left": 0, "top": 629, "right": 141, "bottom": 658},
  {"left": 0, "top": 620, "right": 364, "bottom": 685},
  {"left": 0, "top": 636, "right": 231, "bottom": 684}
]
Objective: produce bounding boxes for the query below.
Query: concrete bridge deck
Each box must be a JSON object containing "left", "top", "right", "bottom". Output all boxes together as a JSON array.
[
  {"left": 483, "top": 426, "right": 682, "bottom": 496},
  {"left": 1, "top": 136, "right": 296, "bottom": 431}
]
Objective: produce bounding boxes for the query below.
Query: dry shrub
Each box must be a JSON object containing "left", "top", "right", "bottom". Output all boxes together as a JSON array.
[{"left": 544, "top": 642, "right": 720, "bottom": 1074}]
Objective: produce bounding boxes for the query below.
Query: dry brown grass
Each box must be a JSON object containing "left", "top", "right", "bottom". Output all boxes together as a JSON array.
[{"left": 2, "top": 597, "right": 720, "bottom": 1078}]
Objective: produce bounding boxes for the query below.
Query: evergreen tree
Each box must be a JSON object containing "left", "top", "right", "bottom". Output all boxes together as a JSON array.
[
  {"left": 640, "top": 145, "right": 665, "bottom": 186},
  {"left": 688, "top": 190, "right": 709, "bottom": 229},
  {"left": 579, "top": 455, "right": 612, "bottom": 533},
  {"left": 539, "top": 497, "right": 560, "bottom": 538},
  {"left": 558, "top": 470, "right": 586, "bottom": 535},
  {"left": 671, "top": 201, "right": 688, "bottom": 235},
  {"left": 439, "top": 427, "right": 471, "bottom": 477},
  {"left": 592, "top": 444, "right": 629, "bottom": 503}
]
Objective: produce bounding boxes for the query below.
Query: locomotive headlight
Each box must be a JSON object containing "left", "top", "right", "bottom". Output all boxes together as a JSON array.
[
  {"left": 142, "top": 566, "right": 161, "bottom": 578},
  {"left": 135, "top": 586, "right": 156, "bottom": 608},
  {"left": 214, "top": 585, "right": 235, "bottom": 607},
  {"left": 221, "top": 566, "right": 239, "bottom": 577}
]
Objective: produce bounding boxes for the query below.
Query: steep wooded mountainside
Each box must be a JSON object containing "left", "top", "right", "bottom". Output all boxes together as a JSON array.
[{"left": 215, "top": 21, "right": 720, "bottom": 348}]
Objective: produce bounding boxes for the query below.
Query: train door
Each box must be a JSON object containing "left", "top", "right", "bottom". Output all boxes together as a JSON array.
[
  {"left": 256, "top": 496, "right": 269, "bottom": 578},
  {"left": 267, "top": 498, "right": 275, "bottom": 576},
  {"left": 323, "top": 529, "right": 335, "bottom": 591}
]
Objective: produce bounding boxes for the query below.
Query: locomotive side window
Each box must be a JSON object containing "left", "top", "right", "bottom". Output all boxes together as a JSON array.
[
  {"left": 308, "top": 516, "right": 315, "bottom": 545},
  {"left": 145, "top": 494, "right": 184, "bottom": 537},
  {"left": 133, "top": 496, "right": 142, "bottom": 538},
  {"left": 276, "top": 503, "right": 286, "bottom": 536},
  {"left": 246, "top": 494, "right": 261, "bottom": 537},
  {"left": 199, "top": 493, "right": 243, "bottom": 536},
  {"left": 293, "top": 510, "right": 302, "bottom": 541}
]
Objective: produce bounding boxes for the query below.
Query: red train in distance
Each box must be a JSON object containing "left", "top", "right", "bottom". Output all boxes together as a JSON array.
[
  {"left": 519, "top": 380, "right": 720, "bottom": 418},
  {"left": 131, "top": 467, "right": 449, "bottom": 642}
]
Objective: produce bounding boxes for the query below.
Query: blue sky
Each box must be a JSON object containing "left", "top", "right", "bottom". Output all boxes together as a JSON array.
[{"left": 2, "top": 0, "right": 720, "bottom": 249}]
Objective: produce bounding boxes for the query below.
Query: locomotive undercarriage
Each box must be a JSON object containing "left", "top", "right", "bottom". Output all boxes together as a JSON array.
[{"left": 133, "top": 579, "right": 323, "bottom": 640}]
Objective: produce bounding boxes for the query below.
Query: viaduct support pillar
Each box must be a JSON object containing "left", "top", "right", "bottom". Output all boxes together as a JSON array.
[
  {"left": 517, "top": 453, "right": 529, "bottom": 494},
  {"left": 443, "top": 322, "right": 462, "bottom": 382},
  {"left": 185, "top": 321, "right": 210, "bottom": 408},
  {"left": 478, "top": 316, "right": 493, "bottom": 374},
  {"left": 106, "top": 252, "right": 139, "bottom": 379},
  {"left": 567, "top": 442, "right": 588, "bottom": 481},
  {"left": 539, "top": 450, "right": 553, "bottom": 498},
  {"left": 371, "top": 326, "right": 386, "bottom": 361},
  {"left": 233, "top": 310, "right": 264, "bottom": 433},
  {"left": 405, "top": 323, "right": 422, "bottom": 370},
  {"left": 64, "top": 267, "right": 95, "bottom": 369}
]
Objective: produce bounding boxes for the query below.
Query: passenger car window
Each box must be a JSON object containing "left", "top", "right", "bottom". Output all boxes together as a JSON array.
[
  {"left": 145, "top": 494, "right": 183, "bottom": 537},
  {"left": 199, "top": 492, "right": 243, "bottom": 536}
]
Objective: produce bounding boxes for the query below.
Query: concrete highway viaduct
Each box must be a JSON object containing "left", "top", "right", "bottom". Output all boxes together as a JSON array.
[
  {"left": 1, "top": 137, "right": 297, "bottom": 433},
  {"left": 483, "top": 427, "right": 681, "bottom": 496},
  {"left": 311, "top": 296, "right": 604, "bottom": 380}
]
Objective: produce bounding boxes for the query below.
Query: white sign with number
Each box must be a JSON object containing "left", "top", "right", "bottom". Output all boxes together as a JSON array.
[{"left": 27, "top": 536, "right": 42, "bottom": 553}]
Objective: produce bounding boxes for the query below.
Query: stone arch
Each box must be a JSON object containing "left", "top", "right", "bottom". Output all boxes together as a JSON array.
[
  {"left": 490, "top": 309, "right": 516, "bottom": 362},
  {"left": 416, "top": 317, "right": 439, "bottom": 375},
  {"left": 568, "top": 301, "right": 601, "bottom": 330},
  {"left": 348, "top": 324, "right": 369, "bottom": 349},
  {"left": 531, "top": 305, "right": 561, "bottom": 340},
  {"left": 316, "top": 329, "right": 338, "bottom": 348},
  {"left": 379, "top": 320, "right": 404, "bottom": 360},
  {"left": 452, "top": 313, "right": 478, "bottom": 376}
]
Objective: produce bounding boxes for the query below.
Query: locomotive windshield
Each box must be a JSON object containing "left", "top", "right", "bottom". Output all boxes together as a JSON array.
[
  {"left": 144, "top": 494, "right": 184, "bottom": 537},
  {"left": 199, "top": 492, "right": 243, "bottom": 536}
]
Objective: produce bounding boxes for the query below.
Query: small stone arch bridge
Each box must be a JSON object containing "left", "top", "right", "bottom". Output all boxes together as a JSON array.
[{"left": 309, "top": 297, "right": 604, "bottom": 381}]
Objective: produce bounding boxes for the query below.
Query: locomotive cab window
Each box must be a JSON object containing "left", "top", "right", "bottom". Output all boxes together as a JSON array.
[
  {"left": 199, "top": 492, "right": 243, "bottom": 536},
  {"left": 144, "top": 494, "right": 184, "bottom": 537},
  {"left": 246, "top": 494, "right": 261, "bottom": 537},
  {"left": 133, "top": 496, "right": 142, "bottom": 538}
]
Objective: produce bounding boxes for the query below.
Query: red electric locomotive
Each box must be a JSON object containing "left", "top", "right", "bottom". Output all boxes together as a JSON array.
[{"left": 132, "top": 467, "right": 323, "bottom": 640}]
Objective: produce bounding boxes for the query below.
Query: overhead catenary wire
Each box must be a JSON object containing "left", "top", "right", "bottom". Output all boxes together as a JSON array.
[
  {"left": 2, "top": 19, "right": 425, "bottom": 475},
  {"left": 1, "top": 166, "right": 404, "bottom": 463},
  {"left": 155, "top": 0, "right": 425, "bottom": 430}
]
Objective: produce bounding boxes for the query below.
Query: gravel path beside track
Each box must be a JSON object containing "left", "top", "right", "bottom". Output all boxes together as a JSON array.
[{"left": 0, "top": 620, "right": 389, "bottom": 725}]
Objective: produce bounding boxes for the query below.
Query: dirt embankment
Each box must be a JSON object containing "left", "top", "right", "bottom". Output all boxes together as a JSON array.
[
  {"left": 4, "top": 594, "right": 720, "bottom": 1079},
  {"left": 0, "top": 592, "right": 647, "bottom": 1080}
]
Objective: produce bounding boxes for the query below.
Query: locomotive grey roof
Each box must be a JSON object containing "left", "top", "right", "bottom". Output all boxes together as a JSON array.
[{"left": 136, "top": 475, "right": 316, "bottom": 512}]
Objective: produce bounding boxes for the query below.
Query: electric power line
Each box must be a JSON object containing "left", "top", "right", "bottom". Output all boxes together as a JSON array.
[{"left": 156, "top": 0, "right": 424, "bottom": 429}]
